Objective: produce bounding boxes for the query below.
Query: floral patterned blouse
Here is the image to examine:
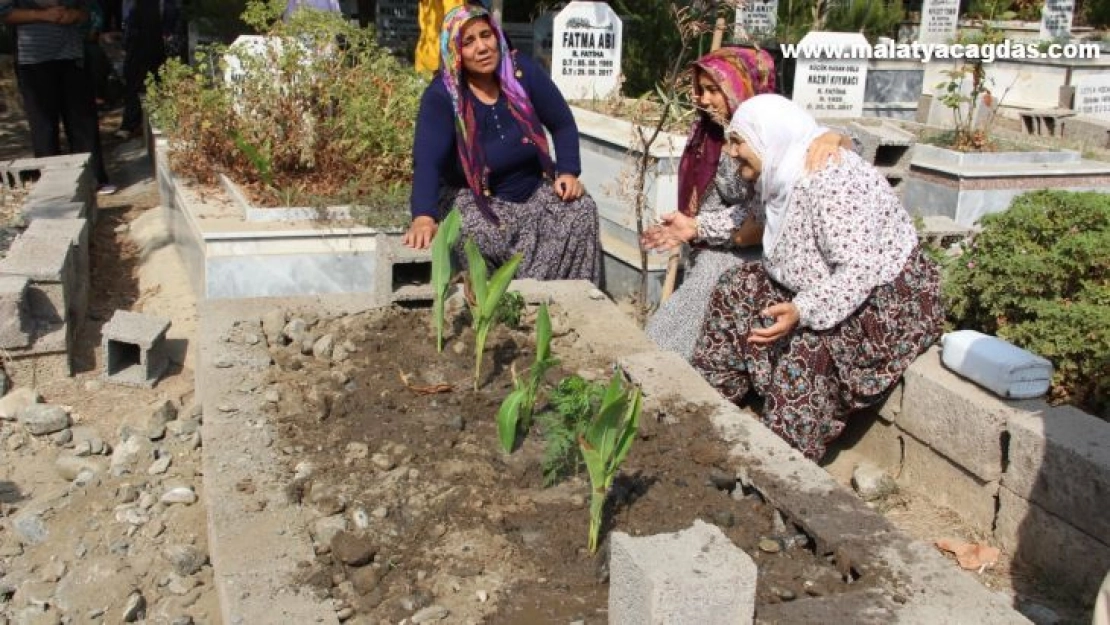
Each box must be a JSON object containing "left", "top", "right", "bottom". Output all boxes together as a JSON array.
[{"left": 764, "top": 150, "right": 919, "bottom": 330}]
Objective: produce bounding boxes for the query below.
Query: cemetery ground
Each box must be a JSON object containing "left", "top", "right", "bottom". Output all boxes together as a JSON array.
[{"left": 0, "top": 73, "right": 1100, "bottom": 625}]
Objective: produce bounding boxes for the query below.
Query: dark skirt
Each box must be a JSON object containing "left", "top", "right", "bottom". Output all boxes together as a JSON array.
[
  {"left": 692, "top": 248, "right": 943, "bottom": 461},
  {"left": 444, "top": 183, "right": 601, "bottom": 284}
]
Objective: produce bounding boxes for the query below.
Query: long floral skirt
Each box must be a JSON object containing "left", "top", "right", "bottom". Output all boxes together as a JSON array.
[
  {"left": 692, "top": 248, "right": 943, "bottom": 461},
  {"left": 445, "top": 184, "right": 601, "bottom": 284}
]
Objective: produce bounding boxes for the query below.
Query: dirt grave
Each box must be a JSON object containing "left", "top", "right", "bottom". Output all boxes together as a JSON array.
[{"left": 261, "top": 303, "right": 877, "bottom": 623}]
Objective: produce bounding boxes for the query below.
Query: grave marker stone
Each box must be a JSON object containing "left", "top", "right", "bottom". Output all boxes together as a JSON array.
[
  {"left": 551, "top": 1, "right": 623, "bottom": 100},
  {"left": 1075, "top": 75, "right": 1110, "bottom": 119},
  {"left": 918, "top": 0, "right": 960, "bottom": 44},
  {"left": 735, "top": 0, "right": 779, "bottom": 40},
  {"left": 791, "top": 32, "right": 869, "bottom": 118},
  {"left": 376, "top": 0, "right": 419, "bottom": 53},
  {"left": 1039, "top": 0, "right": 1074, "bottom": 40}
]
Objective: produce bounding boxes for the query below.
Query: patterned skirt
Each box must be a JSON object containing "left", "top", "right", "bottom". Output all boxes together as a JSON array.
[
  {"left": 444, "top": 184, "right": 601, "bottom": 284},
  {"left": 692, "top": 248, "right": 943, "bottom": 461}
]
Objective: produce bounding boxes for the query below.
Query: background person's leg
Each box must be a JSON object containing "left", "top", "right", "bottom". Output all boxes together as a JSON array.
[{"left": 16, "top": 61, "right": 64, "bottom": 157}]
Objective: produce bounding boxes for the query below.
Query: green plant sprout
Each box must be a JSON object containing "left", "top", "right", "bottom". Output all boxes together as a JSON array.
[
  {"left": 463, "top": 239, "right": 523, "bottom": 390},
  {"left": 431, "top": 208, "right": 462, "bottom": 352},
  {"left": 495, "top": 290, "right": 526, "bottom": 328},
  {"left": 538, "top": 374, "right": 607, "bottom": 486},
  {"left": 578, "top": 371, "right": 642, "bottom": 553},
  {"left": 496, "top": 303, "right": 559, "bottom": 453}
]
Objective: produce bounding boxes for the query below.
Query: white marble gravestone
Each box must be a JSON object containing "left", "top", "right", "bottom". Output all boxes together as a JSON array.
[
  {"left": 551, "top": 1, "right": 623, "bottom": 100},
  {"left": 1075, "top": 75, "right": 1110, "bottom": 119},
  {"left": 735, "top": 0, "right": 779, "bottom": 39},
  {"left": 223, "top": 35, "right": 277, "bottom": 86},
  {"left": 1039, "top": 0, "right": 1075, "bottom": 40},
  {"left": 918, "top": 0, "right": 960, "bottom": 44},
  {"left": 375, "top": 0, "right": 419, "bottom": 53},
  {"left": 791, "top": 32, "right": 869, "bottom": 118}
]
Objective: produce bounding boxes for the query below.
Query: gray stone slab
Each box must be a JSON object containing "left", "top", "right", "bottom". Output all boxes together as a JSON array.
[
  {"left": 899, "top": 428, "right": 1000, "bottom": 534},
  {"left": 891, "top": 348, "right": 1010, "bottom": 482},
  {"left": 0, "top": 276, "right": 32, "bottom": 349},
  {"left": 1002, "top": 401, "right": 1110, "bottom": 543},
  {"left": 755, "top": 589, "right": 898, "bottom": 624},
  {"left": 21, "top": 200, "right": 86, "bottom": 221},
  {"left": 0, "top": 232, "right": 73, "bottom": 282},
  {"left": 610, "top": 521, "right": 757, "bottom": 625},
  {"left": 205, "top": 253, "right": 376, "bottom": 300},
  {"left": 7, "top": 154, "right": 91, "bottom": 172},
  {"left": 995, "top": 487, "right": 1110, "bottom": 603}
]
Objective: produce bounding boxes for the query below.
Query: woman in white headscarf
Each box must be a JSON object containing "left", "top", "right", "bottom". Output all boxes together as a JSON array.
[{"left": 692, "top": 94, "right": 943, "bottom": 461}]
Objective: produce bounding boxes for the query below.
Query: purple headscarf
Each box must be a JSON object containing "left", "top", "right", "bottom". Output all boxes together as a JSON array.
[
  {"left": 440, "top": 5, "right": 554, "bottom": 223},
  {"left": 676, "top": 47, "right": 776, "bottom": 216}
]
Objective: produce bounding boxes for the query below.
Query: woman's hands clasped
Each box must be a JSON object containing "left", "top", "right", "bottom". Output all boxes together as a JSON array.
[
  {"left": 642, "top": 212, "right": 697, "bottom": 252},
  {"left": 748, "top": 302, "right": 799, "bottom": 345},
  {"left": 403, "top": 215, "right": 439, "bottom": 250}
]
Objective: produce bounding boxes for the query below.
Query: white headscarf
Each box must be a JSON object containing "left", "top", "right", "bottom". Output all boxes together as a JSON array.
[{"left": 727, "top": 94, "right": 826, "bottom": 254}]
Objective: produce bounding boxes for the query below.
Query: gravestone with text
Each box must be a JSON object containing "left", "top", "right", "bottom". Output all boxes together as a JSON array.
[
  {"left": 791, "top": 32, "right": 869, "bottom": 118},
  {"left": 1039, "top": 0, "right": 1074, "bottom": 39},
  {"left": 735, "top": 0, "right": 779, "bottom": 39},
  {"left": 551, "top": 1, "right": 623, "bottom": 100},
  {"left": 918, "top": 0, "right": 960, "bottom": 44},
  {"left": 1075, "top": 75, "right": 1110, "bottom": 119},
  {"left": 376, "top": 0, "right": 419, "bottom": 54}
]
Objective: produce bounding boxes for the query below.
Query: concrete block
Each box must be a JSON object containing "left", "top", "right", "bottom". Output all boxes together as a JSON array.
[
  {"left": 21, "top": 200, "right": 86, "bottom": 221},
  {"left": 995, "top": 487, "right": 1110, "bottom": 604},
  {"left": 7, "top": 154, "right": 91, "bottom": 173},
  {"left": 1002, "top": 402, "right": 1110, "bottom": 542},
  {"left": 0, "top": 230, "right": 74, "bottom": 282},
  {"left": 893, "top": 348, "right": 1011, "bottom": 482},
  {"left": 4, "top": 351, "right": 72, "bottom": 388},
  {"left": 755, "top": 589, "right": 898, "bottom": 624},
  {"left": 609, "top": 520, "right": 756, "bottom": 625},
  {"left": 899, "top": 429, "right": 1000, "bottom": 535},
  {"left": 828, "top": 408, "right": 904, "bottom": 475},
  {"left": 102, "top": 311, "right": 172, "bottom": 388},
  {"left": 17, "top": 219, "right": 89, "bottom": 331},
  {"left": 0, "top": 276, "right": 32, "bottom": 349}
]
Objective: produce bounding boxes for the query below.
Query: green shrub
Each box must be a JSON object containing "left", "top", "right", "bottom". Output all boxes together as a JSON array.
[
  {"left": 147, "top": 5, "right": 424, "bottom": 219},
  {"left": 825, "top": 0, "right": 905, "bottom": 43},
  {"left": 943, "top": 190, "right": 1110, "bottom": 417}
]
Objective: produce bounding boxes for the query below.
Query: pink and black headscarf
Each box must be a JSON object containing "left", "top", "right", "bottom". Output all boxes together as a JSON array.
[
  {"left": 676, "top": 47, "right": 776, "bottom": 216},
  {"left": 439, "top": 5, "right": 554, "bottom": 222}
]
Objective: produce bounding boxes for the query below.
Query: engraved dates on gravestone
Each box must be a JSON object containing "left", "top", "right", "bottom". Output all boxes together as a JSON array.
[
  {"left": 1039, "top": 0, "right": 1075, "bottom": 40},
  {"left": 791, "top": 32, "right": 869, "bottom": 118},
  {"left": 376, "top": 0, "right": 419, "bottom": 53},
  {"left": 551, "top": 1, "right": 623, "bottom": 100}
]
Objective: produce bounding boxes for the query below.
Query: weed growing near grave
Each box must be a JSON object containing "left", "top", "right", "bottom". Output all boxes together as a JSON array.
[
  {"left": 579, "top": 371, "right": 641, "bottom": 552},
  {"left": 943, "top": 190, "right": 1110, "bottom": 417},
  {"left": 463, "top": 240, "right": 523, "bottom": 390},
  {"left": 537, "top": 374, "right": 607, "bottom": 486},
  {"left": 147, "top": 3, "right": 423, "bottom": 218},
  {"left": 496, "top": 304, "right": 559, "bottom": 453}
]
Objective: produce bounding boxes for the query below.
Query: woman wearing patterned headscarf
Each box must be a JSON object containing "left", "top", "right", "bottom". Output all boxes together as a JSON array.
[
  {"left": 693, "top": 94, "right": 943, "bottom": 461},
  {"left": 642, "top": 47, "right": 848, "bottom": 361},
  {"left": 403, "top": 4, "right": 600, "bottom": 284}
]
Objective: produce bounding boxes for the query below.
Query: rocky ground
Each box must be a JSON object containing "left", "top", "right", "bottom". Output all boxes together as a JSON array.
[{"left": 0, "top": 87, "right": 216, "bottom": 623}]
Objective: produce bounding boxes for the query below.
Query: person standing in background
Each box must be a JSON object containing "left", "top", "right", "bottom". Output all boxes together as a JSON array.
[
  {"left": 116, "top": 0, "right": 177, "bottom": 139},
  {"left": 2, "top": 0, "right": 115, "bottom": 193}
]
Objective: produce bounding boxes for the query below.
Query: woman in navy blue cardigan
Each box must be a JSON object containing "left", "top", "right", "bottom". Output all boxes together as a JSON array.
[{"left": 402, "top": 4, "right": 600, "bottom": 284}]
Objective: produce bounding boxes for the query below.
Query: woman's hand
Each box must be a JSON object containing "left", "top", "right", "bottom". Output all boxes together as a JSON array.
[
  {"left": 553, "top": 174, "right": 584, "bottom": 201},
  {"left": 642, "top": 211, "right": 697, "bottom": 252},
  {"left": 748, "top": 302, "right": 799, "bottom": 345},
  {"left": 403, "top": 216, "right": 438, "bottom": 250},
  {"left": 730, "top": 212, "right": 763, "bottom": 247},
  {"left": 804, "top": 131, "right": 846, "bottom": 172}
]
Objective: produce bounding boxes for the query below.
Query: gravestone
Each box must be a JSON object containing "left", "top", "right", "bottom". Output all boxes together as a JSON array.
[
  {"left": 551, "top": 1, "right": 623, "bottom": 100},
  {"left": 223, "top": 35, "right": 276, "bottom": 86},
  {"left": 735, "top": 0, "right": 779, "bottom": 40},
  {"left": 918, "top": 0, "right": 960, "bottom": 44},
  {"left": 1039, "top": 0, "right": 1075, "bottom": 39},
  {"left": 376, "top": 0, "right": 419, "bottom": 54},
  {"left": 791, "top": 32, "right": 869, "bottom": 118},
  {"left": 1075, "top": 75, "right": 1110, "bottom": 119}
]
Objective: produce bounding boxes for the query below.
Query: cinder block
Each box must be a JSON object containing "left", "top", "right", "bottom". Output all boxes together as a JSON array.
[
  {"left": 21, "top": 200, "right": 86, "bottom": 221},
  {"left": 995, "top": 487, "right": 1110, "bottom": 604},
  {"left": 899, "top": 429, "right": 1000, "bottom": 535},
  {"left": 17, "top": 219, "right": 89, "bottom": 331},
  {"left": 893, "top": 348, "right": 1011, "bottom": 482},
  {"left": 1002, "top": 402, "right": 1110, "bottom": 543},
  {"left": 610, "top": 520, "right": 757, "bottom": 625},
  {"left": 4, "top": 350, "right": 72, "bottom": 388},
  {"left": 0, "top": 232, "right": 76, "bottom": 331},
  {"left": 0, "top": 276, "right": 32, "bottom": 349},
  {"left": 8, "top": 154, "right": 91, "bottom": 173},
  {"left": 832, "top": 408, "right": 904, "bottom": 475},
  {"left": 102, "top": 311, "right": 172, "bottom": 388}
]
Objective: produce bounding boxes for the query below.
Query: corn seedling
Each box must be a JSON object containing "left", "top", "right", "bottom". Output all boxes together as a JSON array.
[
  {"left": 579, "top": 371, "right": 642, "bottom": 553},
  {"left": 431, "top": 208, "right": 462, "bottom": 352},
  {"left": 496, "top": 303, "right": 559, "bottom": 452},
  {"left": 464, "top": 239, "right": 523, "bottom": 390}
]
